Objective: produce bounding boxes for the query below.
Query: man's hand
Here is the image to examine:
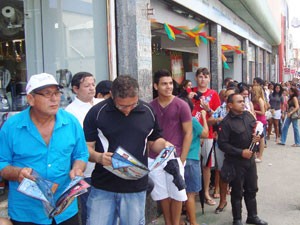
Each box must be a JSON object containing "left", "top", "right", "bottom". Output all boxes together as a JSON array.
[
  {"left": 18, "top": 167, "right": 34, "bottom": 183},
  {"left": 200, "top": 98, "right": 210, "bottom": 111},
  {"left": 165, "top": 141, "right": 174, "bottom": 148},
  {"left": 97, "top": 152, "right": 114, "bottom": 166},
  {"left": 252, "top": 134, "right": 261, "bottom": 143},
  {"left": 69, "top": 168, "right": 84, "bottom": 179},
  {"left": 242, "top": 149, "right": 253, "bottom": 159},
  {"left": 188, "top": 92, "right": 197, "bottom": 100}
]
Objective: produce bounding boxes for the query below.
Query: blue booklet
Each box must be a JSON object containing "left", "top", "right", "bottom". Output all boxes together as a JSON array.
[
  {"left": 17, "top": 170, "right": 90, "bottom": 218},
  {"left": 104, "top": 146, "right": 175, "bottom": 180}
]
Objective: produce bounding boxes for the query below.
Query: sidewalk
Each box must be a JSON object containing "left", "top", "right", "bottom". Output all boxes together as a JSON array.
[
  {"left": 1, "top": 123, "right": 300, "bottom": 224},
  {"left": 0, "top": 189, "right": 8, "bottom": 218},
  {"left": 150, "top": 122, "right": 300, "bottom": 225}
]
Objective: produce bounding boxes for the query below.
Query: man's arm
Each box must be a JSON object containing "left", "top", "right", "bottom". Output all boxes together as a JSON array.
[
  {"left": 180, "top": 120, "right": 193, "bottom": 163},
  {"left": 69, "top": 160, "right": 86, "bottom": 179},
  {"left": 86, "top": 141, "right": 113, "bottom": 166},
  {"left": 148, "top": 138, "right": 170, "bottom": 154},
  {"left": 1, "top": 166, "right": 34, "bottom": 183}
]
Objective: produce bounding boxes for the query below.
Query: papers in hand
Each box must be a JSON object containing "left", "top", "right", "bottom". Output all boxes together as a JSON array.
[
  {"left": 249, "top": 121, "right": 264, "bottom": 151},
  {"left": 17, "top": 170, "right": 90, "bottom": 218},
  {"left": 104, "top": 146, "right": 175, "bottom": 180}
]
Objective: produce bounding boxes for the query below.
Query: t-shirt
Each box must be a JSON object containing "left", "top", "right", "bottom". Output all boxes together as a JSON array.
[
  {"left": 83, "top": 98, "right": 162, "bottom": 193},
  {"left": 192, "top": 88, "right": 221, "bottom": 138},
  {"left": 187, "top": 117, "right": 203, "bottom": 160},
  {"left": 269, "top": 93, "right": 283, "bottom": 110},
  {"left": 149, "top": 96, "right": 192, "bottom": 157}
]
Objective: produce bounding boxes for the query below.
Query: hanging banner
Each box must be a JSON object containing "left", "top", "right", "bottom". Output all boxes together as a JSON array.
[
  {"left": 162, "top": 23, "right": 215, "bottom": 46},
  {"left": 170, "top": 52, "right": 184, "bottom": 84},
  {"left": 221, "top": 45, "right": 244, "bottom": 70}
]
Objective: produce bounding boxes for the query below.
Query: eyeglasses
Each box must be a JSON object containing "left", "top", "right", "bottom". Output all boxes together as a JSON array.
[
  {"left": 34, "top": 90, "right": 62, "bottom": 98},
  {"left": 115, "top": 102, "right": 139, "bottom": 110}
]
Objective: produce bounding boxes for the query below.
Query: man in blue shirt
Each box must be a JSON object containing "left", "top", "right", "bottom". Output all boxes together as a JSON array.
[{"left": 0, "top": 73, "right": 89, "bottom": 225}]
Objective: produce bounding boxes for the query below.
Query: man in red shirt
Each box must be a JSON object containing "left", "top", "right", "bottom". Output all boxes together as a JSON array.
[{"left": 188, "top": 68, "right": 221, "bottom": 206}]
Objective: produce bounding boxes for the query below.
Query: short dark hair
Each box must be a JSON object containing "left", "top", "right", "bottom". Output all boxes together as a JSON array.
[
  {"left": 95, "top": 80, "right": 112, "bottom": 96},
  {"left": 111, "top": 75, "right": 139, "bottom": 98},
  {"left": 71, "top": 72, "right": 94, "bottom": 93},
  {"left": 227, "top": 93, "right": 241, "bottom": 103},
  {"left": 153, "top": 69, "right": 172, "bottom": 84},
  {"left": 195, "top": 67, "right": 210, "bottom": 77}
]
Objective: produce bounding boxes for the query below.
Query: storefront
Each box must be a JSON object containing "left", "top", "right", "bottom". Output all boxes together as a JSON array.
[
  {"left": 151, "top": 0, "right": 210, "bottom": 88},
  {"left": 0, "top": 0, "right": 112, "bottom": 112},
  {"left": 221, "top": 31, "right": 243, "bottom": 83}
]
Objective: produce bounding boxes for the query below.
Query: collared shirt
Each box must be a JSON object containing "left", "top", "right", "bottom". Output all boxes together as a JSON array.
[
  {"left": 0, "top": 107, "right": 89, "bottom": 224},
  {"left": 65, "top": 96, "right": 103, "bottom": 177},
  {"left": 65, "top": 97, "right": 103, "bottom": 127},
  {"left": 84, "top": 98, "right": 162, "bottom": 193},
  {"left": 217, "top": 110, "right": 256, "bottom": 160},
  {"left": 212, "top": 102, "right": 227, "bottom": 119}
]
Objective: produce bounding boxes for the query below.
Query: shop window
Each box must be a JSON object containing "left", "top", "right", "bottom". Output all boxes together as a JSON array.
[
  {"left": 24, "top": 0, "right": 109, "bottom": 83},
  {"left": 0, "top": 0, "right": 26, "bottom": 111}
]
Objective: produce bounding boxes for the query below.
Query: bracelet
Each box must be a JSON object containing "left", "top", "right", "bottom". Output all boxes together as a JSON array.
[{"left": 207, "top": 109, "right": 212, "bottom": 113}]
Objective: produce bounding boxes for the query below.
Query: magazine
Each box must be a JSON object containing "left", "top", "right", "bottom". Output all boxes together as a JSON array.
[
  {"left": 17, "top": 170, "right": 90, "bottom": 218},
  {"left": 104, "top": 146, "right": 175, "bottom": 180}
]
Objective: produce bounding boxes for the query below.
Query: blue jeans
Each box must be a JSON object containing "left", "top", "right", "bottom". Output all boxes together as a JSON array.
[
  {"left": 80, "top": 177, "right": 91, "bottom": 225},
  {"left": 86, "top": 187, "right": 146, "bottom": 225},
  {"left": 280, "top": 117, "right": 300, "bottom": 145}
]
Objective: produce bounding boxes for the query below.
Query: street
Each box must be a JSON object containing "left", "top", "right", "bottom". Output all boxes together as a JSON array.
[{"left": 151, "top": 122, "right": 300, "bottom": 225}]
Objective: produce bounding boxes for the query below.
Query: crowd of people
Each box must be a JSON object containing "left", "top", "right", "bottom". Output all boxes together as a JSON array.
[{"left": 0, "top": 69, "right": 299, "bottom": 225}]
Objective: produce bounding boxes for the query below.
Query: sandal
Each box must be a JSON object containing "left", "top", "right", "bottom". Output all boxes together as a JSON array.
[
  {"left": 213, "top": 193, "right": 220, "bottom": 199},
  {"left": 291, "top": 144, "right": 300, "bottom": 147},
  {"left": 205, "top": 198, "right": 216, "bottom": 206}
]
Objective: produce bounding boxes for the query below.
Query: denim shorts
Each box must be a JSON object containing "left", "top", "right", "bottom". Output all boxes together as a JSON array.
[
  {"left": 87, "top": 187, "right": 146, "bottom": 225},
  {"left": 184, "top": 159, "right": 202, "bottom": 193}
]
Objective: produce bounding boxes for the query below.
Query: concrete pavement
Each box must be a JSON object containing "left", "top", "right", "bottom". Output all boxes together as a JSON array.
[
  {"left": 150, "top": 122, "right": 300, "bottom": 225},
  {"left": 1, "top": 124, "right": 300, "bottom": 224}
]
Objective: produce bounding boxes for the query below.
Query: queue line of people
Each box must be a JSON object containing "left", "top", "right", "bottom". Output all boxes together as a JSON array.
[{"left": 3, "top": 68, "right": 300, "bottom": 225}]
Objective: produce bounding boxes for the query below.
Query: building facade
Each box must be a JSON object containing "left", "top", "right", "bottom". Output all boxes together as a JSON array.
[{"left": 0, "top": 0, "right": 288, "bottom": 108}]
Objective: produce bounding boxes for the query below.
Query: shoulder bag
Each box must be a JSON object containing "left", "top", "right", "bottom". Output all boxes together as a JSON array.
[{"left": 289, "top": 107, "right": 300, "bottom": 120}]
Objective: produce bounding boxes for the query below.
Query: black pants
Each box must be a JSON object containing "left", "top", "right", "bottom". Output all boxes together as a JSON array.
[
  {"left": 230, "top": 159, "right": 258, "bottom": 220},
  {"left": 11, "top": 214, "right": 79, "bottom": 225}
]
